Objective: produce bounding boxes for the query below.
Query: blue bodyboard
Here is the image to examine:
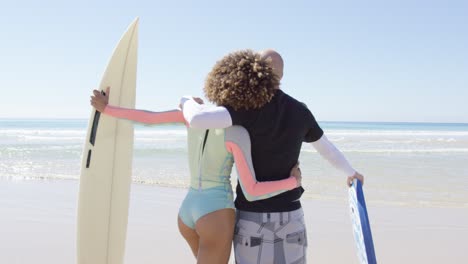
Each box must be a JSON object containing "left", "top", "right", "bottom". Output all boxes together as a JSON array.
[{"left": 349, "top": 179, "right": 377, "bottom": 264}]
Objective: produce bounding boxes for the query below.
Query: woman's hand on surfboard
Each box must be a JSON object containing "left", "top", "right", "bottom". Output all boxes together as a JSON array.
[
  {"left": 90, "top": 87, "right": 110, "bottom": 112},
  {"left": 347, "top": 172, "right": 364, "bottom": 187},
  {"left": 290, "top": 163, "right": 302, "bottom": 187}
]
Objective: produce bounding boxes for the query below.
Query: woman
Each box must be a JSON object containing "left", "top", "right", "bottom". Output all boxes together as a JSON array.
[{"left": 90, "top": 53, "right": 300, "bottom": 263}]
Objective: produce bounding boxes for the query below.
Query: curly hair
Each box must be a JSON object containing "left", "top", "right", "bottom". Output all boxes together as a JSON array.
[{"left": 204, "top": 49, "right": 279, "bottom": 111}]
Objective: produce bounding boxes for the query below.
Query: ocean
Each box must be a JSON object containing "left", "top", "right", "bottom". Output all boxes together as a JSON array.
[{"left": 1, "top": 119, "right": 467, "bottom": 208}]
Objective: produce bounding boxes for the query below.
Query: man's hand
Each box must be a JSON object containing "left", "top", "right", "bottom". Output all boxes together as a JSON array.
[
  {"left": 347, "top": 172, "right": 364, "bottom": 187},
  {"left": 192, "top": 97, "right": 204, "bottom": 104},
  {"left": 290, "top": 163, "right": 302, "bottom": 187},
  {"left": 179, "top": 96, "right": 204, "bottom": 110},
  {"left": 90, "top": 87, "right": 110, "bottom": 112}
]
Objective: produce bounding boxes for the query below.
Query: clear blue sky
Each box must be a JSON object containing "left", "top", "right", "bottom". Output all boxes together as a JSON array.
[{"left": 1, "top": 0, "right": 467, "bottom": 122}]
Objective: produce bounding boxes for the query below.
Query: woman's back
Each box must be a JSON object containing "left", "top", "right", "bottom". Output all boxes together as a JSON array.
[{"left": 187, "top": 128, "right": 234, "bottom": 190}]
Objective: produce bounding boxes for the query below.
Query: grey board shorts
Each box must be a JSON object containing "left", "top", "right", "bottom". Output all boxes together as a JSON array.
[{"left": 234, "top": 208, "right": 307, "bottom": 264}]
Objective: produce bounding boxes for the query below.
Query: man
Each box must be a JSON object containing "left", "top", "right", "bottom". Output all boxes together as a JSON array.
[{"left": 180, "top": 49, "right": 363, "bottom": 264}]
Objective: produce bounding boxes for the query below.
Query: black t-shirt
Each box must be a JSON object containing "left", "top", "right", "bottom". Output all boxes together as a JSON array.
[{"left": 226, "top": 90, "right": 324, "bottom": 212}]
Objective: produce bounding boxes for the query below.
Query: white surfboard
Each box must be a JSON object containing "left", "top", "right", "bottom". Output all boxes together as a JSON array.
[{"left": 77, "top": 18, "right": 139, "bottom": 264}]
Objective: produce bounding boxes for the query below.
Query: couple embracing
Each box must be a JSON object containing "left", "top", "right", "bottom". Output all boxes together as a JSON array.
[{"left": 91, "top": 49, "right": 363, "bottom": 264}]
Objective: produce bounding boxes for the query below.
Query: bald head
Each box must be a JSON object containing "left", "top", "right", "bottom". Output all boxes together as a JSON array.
[{"left": 260, "top": 49, "right": 284, "bottom": 83}]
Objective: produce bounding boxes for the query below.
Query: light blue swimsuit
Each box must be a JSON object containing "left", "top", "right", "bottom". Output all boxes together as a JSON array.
[{"left": 178, "top": 127, "right": 235, "bottom": 228}]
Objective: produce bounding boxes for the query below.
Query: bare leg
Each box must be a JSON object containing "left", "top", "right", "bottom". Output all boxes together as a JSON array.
[
  {"left": 178, "top": 216, "right": 200, "bottom": 258},
  {"left": 195, "top": 208, "right": 236, "bottom": 264}
]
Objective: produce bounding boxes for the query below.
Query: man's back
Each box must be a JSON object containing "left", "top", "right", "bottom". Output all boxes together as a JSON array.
[{"left": 226, "top": 90, "right": 323, "bottom": 212}]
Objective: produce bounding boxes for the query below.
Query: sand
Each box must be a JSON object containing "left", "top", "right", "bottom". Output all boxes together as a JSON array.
[{"left": 1, "top": 179, "right": 467, "bottom": 263}]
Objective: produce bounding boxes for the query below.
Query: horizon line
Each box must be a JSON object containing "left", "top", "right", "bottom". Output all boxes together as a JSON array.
[{"left": 1, "top": 117, "right": 467, "bottom": 125}]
